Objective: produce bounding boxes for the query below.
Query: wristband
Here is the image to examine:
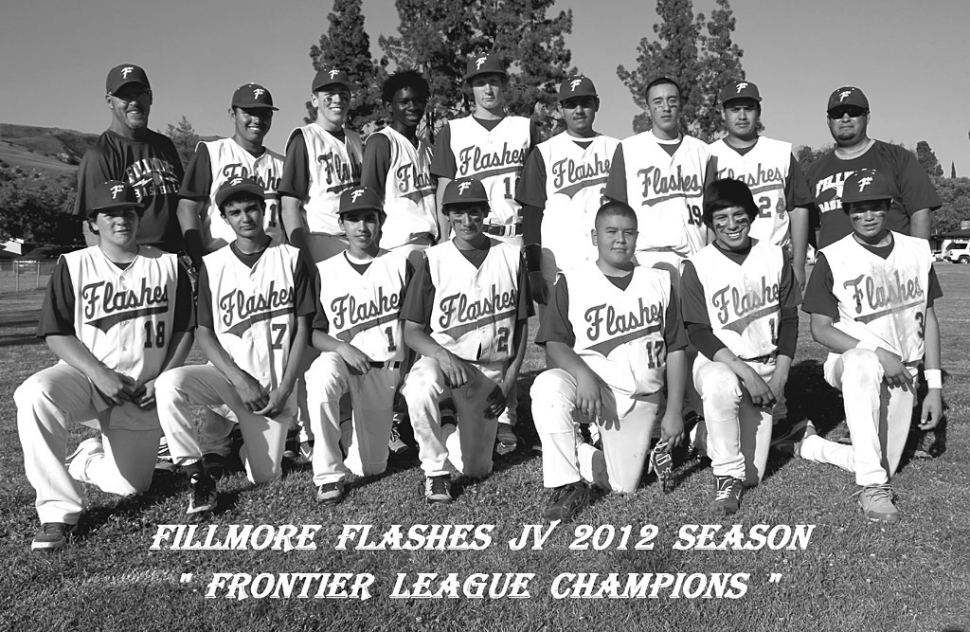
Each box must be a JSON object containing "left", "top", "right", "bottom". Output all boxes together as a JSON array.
[
  {"left": 855, "top": 340, "right": 882, "bottom": 353},
  {"left": 524, "top": 243, "right": 543, "bottom": 274},
  {"left": 925, "top": 369, "right": 942, "bottom": 390}
]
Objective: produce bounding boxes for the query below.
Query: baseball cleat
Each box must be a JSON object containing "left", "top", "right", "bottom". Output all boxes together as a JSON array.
[
  {"left": 855, "top": 483, "right": 899, "bottom": 524},
  {"left": 187, "top": 472, "right": 217, "bottom": 515},
  {"left": 299, "top": 441, "right": 315, "bottom": 462},
  {"left": 710, "top": 475, "right": 744, "bottom": 516},
  {"left": 202, "top": 453, "right": 227, "bottom": 480},
  {"left": 650, "top": 441, "right": 673, "bottom": 492},
  {"left": 495, "top": 424, "right": 518, "bottom": 454},
  {"left": 687, "top": 416, "right": 708, "bottom": 459},
  {"left": 543, "top": 481, "right": 590, "bottom": 523},
  {"left": 771, "top": 419, "right": 816, "bottom": 457},
  {"left": 425, "top": 476, "right": 453, "bottom": 505},
  {"left": 388, "top": 424, "right": 409, "bottom": 455},
  {"left": 31, "top": 522, "right": 74, "bottom": 552},
  {"left": 66, "top": 436, "right": 104, "bottom": 483},
  {"left": 316, "top": 480, "right": 345, "bottom": 506}
]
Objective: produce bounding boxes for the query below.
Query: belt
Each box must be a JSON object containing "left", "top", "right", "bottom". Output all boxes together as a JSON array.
[
  {"left": 484, "top": 223, "right": 523, "bottom": 238},
  {"left": 741, "top": 353, "right": 776, "bottom": 364},
  {"left": 369, "top": 361, "right": 402, "bottom": 369}
]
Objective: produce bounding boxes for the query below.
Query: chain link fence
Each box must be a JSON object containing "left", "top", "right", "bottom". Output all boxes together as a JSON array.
[{"left": 0, "top": 259, "right": 57, "bottom": 293}]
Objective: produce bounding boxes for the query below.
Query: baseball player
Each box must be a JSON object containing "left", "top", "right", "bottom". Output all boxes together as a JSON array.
[
  {"left": 16, "top": 180, "right": 194, "bottom": 551},
  {"left": 797, "top": 169, "right": 943, "bottom": 524},
  {"left": 176, "top": 82, "right": 286, "bottom": 477},
  {"left": 604, "top": 77, "right": 716, "bottom": 281},
  {"left": 516, "top": 75, "right": 620, "bottom": 308},
  {"left": 279, "top": 68, "right": 363, "bottom": 266},
  {"left": 531, "top": 200, "right": 688, "bottom": 522},
  {"left": 177, "top": 83, "right": 284, "bottom": 271},
  {"left": 75, "top": 64, "right": 184, "bottom": 253},
  {"left": 707, "top": 81, "right": 813, "bottom": 292},
  {"left": 400, "top": 177, "right": 532, "bottom": 504},
  {"left": 807, "top": 87, "right": 941, "bottom": 249},
  {"left": 305, "top": 187, "right": 413, "bottom": 504},
  {"left": 430, "top": 53, "right": 539, "bottom": 449},
  {"left": 679, "top": 179, "right": 800, "bottom": 515},
  {"left": 361, "top": 70, "right": 438, "bottom": 254},
  {"left": 155, "top": 177, "right": 315, "bottom": 513}
]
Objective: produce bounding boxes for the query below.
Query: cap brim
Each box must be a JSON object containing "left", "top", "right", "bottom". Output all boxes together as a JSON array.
[
  {"left": 232, "top": 103, "right": 279, "bottom": 111},
  {"left": 216, "top": 184, "right": 265, "bottom": 206},
  {"left": 313, "top": 81, "right": 353, "bottom": 92},
  {"left": 108, "top": 80, "right": 149, "bottom": 96},
  {"left": 464, "top": 69, "right": 508, "bottom": 81}
]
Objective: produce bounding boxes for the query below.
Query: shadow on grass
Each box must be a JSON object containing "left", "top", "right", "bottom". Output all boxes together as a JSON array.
[{"left": 73, "top": 468, "right": 187, "bottom": 540}]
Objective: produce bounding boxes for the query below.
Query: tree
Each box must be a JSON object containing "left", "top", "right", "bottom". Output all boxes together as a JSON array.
[
  {"left": 617, "top": 0, "right": 746, "bottom": 141},
  {"left": 0, "top": 169, "right": 81, "bottom": 246},
  {"left": 306, "top": 0, "right": 385, "bottom": 131},
  {"left": 165, "top": 116, "right": 200, "bottom": 168},
  {"left": 932, "top": 176, "right": 970, "bottom": 233},
  {"left": 379, "top": 0, "right": 574, "bottom": 132},
  {"left": 951, "top": 161, "right": 957, "bottom": 178},
  {"left": 915, "top": 140, "right": 944, "bottom": 179},
  {"left": 794, "top": 143, "right": 833, "bottom": 176}
]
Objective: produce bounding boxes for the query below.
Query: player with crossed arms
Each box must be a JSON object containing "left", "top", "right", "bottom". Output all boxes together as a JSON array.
[
  {"left": 531, "top": 200, "right": 687, "bottom": 522},
  {"left": 305, "top": 186, "right": 413, "bottom": 505},
  {"left": 156, "top": 177, "right": 314, "bottom": 514},
  {"left": 400, "top": 177, "right": 532, "bottom": 504},
  {"left": 796, "top": 169, "right": 943, "bottom": 524},
  {"left": 16, "top": 180, "right": 194, "bottom": 550}
]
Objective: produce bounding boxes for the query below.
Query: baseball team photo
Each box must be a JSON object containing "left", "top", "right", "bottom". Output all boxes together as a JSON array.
[{"left": 1, "top": 0, "right": 968, "bottom": 630}]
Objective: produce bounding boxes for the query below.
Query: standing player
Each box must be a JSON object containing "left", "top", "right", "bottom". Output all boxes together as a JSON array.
[
  {"left": 279, "top": 69, "right": 363, "bottom": 266},
  {"left": 177, "top": 83, "right": 284, "bottom": 271},
  {"left": 155, "top": 178, "right": 314, "bottom": 513},
  {"left": 680, "top": 179, "right": 800, "bottom": 515},
  {"left": 430, "top": 53, "right": 539, "bottom": 448},
  {"left": 400, "top": 177, "right": 531, "bottom": 504},
  {"left": 806, "top": 86, "right": 943, "bottom": 457},
  {"left": 797, "top": 169, "right": 943, "bottom": 524},
  {"left": 531, "top": 201, "right": 687, "bottom": 522},
  {"left": 604, "top": 77, "right": 715, "bottom": 281},
  {"left": 16, "top": 180, "right": 194, "bottom": 550},
  {"left": 175, "top": 83, "right": 285, "bottom": 475},
  {"left": 75, "top": 64, "right": 184, "bottom": 253},
  {"left": 516, "top": 75, "right": 620, "bottom": 307},
  {"left": 707, "top": 81, "right": 812, "bottom": 291},
  {"left": 361, "top": 70, "right": 438, "bottom": 254},
  {"left": 305, "top": 187, "right": 412, "bottom": 504}
]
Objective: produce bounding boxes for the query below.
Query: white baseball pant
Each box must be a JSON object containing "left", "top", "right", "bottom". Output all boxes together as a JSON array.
[
  {"left": 799, "top": 349, "right": 915, "bottom": 486},
  {"left": 155, "top": 365, "right": 290, "bottom": 484},
  {"left": 305, "top": 352, "right": 400, "bottom": 485},
  {"left": 694, "top": 358, "right": 778, "bottom": 486},
  {"left": 15, "top": 364, "right": 162, "bottom": 525},
  {"left": 402, "top": 356, "right": 506, "bottom": 478},
  {"left": 531, "top": 368, "right": 660, "bottom": 493}
]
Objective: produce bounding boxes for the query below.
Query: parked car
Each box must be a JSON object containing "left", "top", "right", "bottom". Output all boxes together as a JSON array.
[{"left": 946, "top": 241, "right": 970, "bottom": 264}]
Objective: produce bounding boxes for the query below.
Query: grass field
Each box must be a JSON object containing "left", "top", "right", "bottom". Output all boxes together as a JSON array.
[{"left": 1, "top": 266, "right": 968, "bottom": 632}]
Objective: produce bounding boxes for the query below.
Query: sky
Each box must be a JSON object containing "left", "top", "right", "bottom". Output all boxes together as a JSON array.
[{"left": 1, "top": 0, "right": 968, "bottom": 173}]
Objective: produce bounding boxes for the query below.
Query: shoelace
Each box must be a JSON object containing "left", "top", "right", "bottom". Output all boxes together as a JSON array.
[
  {"left": 851, "top": 482, "right": 896, "bottom": 501},
  {"left": 714, "top": 479, "right": 739, "bottom": 501}
]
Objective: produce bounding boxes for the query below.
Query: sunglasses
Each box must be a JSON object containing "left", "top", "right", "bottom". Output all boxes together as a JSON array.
[
  {"left": 828, "top": 106, "right": 867, "bottom": 119},
  {"left": 561, "top": 97, "right": 597, "bottom": 109}
]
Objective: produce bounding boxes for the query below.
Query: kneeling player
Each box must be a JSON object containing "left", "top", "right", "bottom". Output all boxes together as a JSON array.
[
  {"left": 680, "top": 179, "right": 800, "bottom": 515},
  {"left": 305, "top": 187, "right": 412, "bottom": 504},
  {"left": 400, "top": 177, "right": 531, "bottom": 504},
  {"left": 531, "top": 201, "right": 687, "bottom": 522},
  {"left": 156, "top": 178, "right": 314, "bottom": 514},
  {"left": 798, "top": 169, "right": 943, "bottom": 524},
  {"left": 16, "top": 181, "right": 194, "bottom": 550}
]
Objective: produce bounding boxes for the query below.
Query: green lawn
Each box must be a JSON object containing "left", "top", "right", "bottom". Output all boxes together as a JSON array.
[{"left": 0, "top": 266, "right": 968, "bottom": 632}]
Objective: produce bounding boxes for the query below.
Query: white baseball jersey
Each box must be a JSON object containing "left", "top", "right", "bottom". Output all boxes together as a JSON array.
[
  {"left": 688, "top": 240, "right": 785, "bottom": 360},
  {"left": 287, "top": 124, "right": 363, "bottom": 235},
  {"left": 315, "top": 251, "right": 408, "bottom": 362},
  {"left": 447, "top": 116, "right": 531, "bottom": 226},
  {"left": 62, "top": 246, "right": 179, "bottom": 386},
  {"left": 612, "top": 133, "right": 711, "bottom": 257},
  {"left": 426, "top": 239, "right": 521, "bottom": 363},
  {"left": 198, "top": 138, "right": 284, "bottom": 246},
  {"left": 371, "top": 127, "right": 437, "bottom": 249},
  {"left": 709, "top": 137, "right": 793, "bottom": 247},
  {"left": 536, "top": 132, "right": 620, "bottom": 271},
  {"left": 564, "top": 262, "right": 672, "bottom": 398},
  {"left": 821, "top": 232, "right": 932, "bottom": 364},
  {"left": 202, "top": 242, "right": 303, "bottom": 391}
]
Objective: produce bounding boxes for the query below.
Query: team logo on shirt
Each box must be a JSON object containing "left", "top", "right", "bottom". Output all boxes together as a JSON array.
[
  {"left": 456, "top": 143, "right": 527, "bottom": 179},
  {"left": 843, "top": 271, "right": 925, "bottom": 322},
  {"left": 125, "top": 158, "right": 181, "bottom": 201},
  {"left": 330, "top": 287, "right": 403, "bottom": 341},
  {"left": 715, "top": 163, "right": 784, "bottom": 193},
  {"left": 395, "top": 163, "right": 435, "bottom": 203},
  {"left": 637, "top": 165, "right": 702, "bottom": 205},
  {"left": 437, "top": 285, "right": 517, "bottom": 337},
  {"left": 220, "top": 164, "right": 280, "bottom": 192},
  {"left": 551, "top": 155, "right": 611, "bottom": 198},
  {"left": 711, "top": 277, "right": 780, "bottom": 334},
  {"left": 318, "top": 151, "right": 362, "bottom": 193},
  {"left": 813, "top": 171, "right": 855, "bottom": 214},
  {"left": 584, "top": 298, "right": 664, "bottom": 356},
  {"left": 82, "top": 279, "right": 170, "bottom": 331},
  {"left": 219, "top": 281, "right": 294, "bottom": 335}
]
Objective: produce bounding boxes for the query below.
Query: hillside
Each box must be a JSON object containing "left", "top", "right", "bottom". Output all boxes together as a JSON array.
[{"left": 0, "top": 123, "right": 99, "bottom": 175}]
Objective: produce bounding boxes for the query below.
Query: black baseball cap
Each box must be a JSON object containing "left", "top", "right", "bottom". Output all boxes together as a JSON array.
[
  {"left": 90, "top": 180, "right": 139, "bottom": 215},
  {"left": 338, "top": 187, "right": 383, "bottom": 215},
  {"left": 827, "top": 86, "right": 869, "bottom": 113},
  {"left": 464, "top": 54, "right": 507, "bottom": 81},
  {"left": 442, "top": 178, "right": 490, "bottom": 209},
  {"left": 215, "top": 177, "right": 265, "bottom": 207},
  {"left": 841, "top": 169, "right": 892, "bottom": 208},
  {"left": 558, "top": 76, "right": 597, "bottom": 102},
  {"left": 106, "top": 64, "right": 150, "bottom": 96},
  {"left": 312, "top": 69, "right": 353, "bottom": 92},
  {"left": 720, "top": 81, "right": 761, "bottom": 106},
  {"left": 232, "top": 83, "right": 278, "bottom": 110}
]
